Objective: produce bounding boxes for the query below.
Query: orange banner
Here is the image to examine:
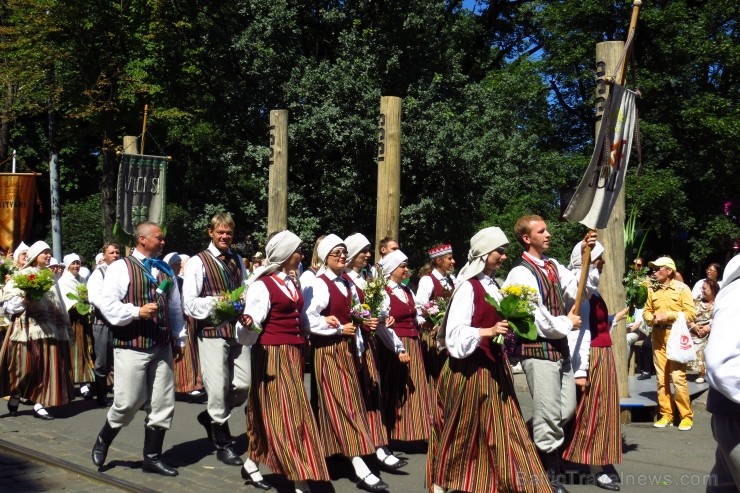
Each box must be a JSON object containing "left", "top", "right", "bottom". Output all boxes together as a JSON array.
[{"left": 0, "top": 173, "right": 37, "bottom": 255}]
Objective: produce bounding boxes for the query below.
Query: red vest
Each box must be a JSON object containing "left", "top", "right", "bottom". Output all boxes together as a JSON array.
[
  {"left": 469, "top": 278, "right": 503, "bottom": 363},
  {"left": 318, "top": 274, "right": 352, "bottom": 325},
  {"left": 257, "top": 276, "right": 305, "bottom": 346},
  {"left": 386, "top": 284, "right": 418, "bottom": 338},
  {"left": 588, "top": 294, "right": 612, "bottom": 347}
]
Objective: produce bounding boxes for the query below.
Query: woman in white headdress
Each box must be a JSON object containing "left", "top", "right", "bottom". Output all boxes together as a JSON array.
[
  {"left": 237, "top": 231, "right": 330, "bottom": 493},
  {"left": 427, "top": 227, "right": 549, "bottom": 493},
  {"left": 58, "top": 253, "right": 95, "bottom": 398},
  {"left": 0, "top": 241, "right": 74, "bottom": 419},
  {"left": 377, "top": 249, "right": 431, "bottom": 443}
]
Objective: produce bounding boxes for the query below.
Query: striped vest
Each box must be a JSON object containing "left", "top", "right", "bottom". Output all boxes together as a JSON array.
[
  {"left": 514, "top": 256, "right": 570, "bottom": 362},
  {"left": 196, "top": 250, "right": 243, "bottom": 339},
  {"left": 111, "top": 257, "right": 173, "bottom": 349}
]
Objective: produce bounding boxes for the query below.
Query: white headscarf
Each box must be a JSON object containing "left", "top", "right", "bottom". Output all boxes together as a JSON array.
[
  {"left": 316, "top": 234, "right": 345, "bottom": 276},
  {"left": 24, "top": 241, "right": 52, "bottom": 269},
  {"left": 455, "top": 227, "right": 509, "bottom": 286},
  {"left": 378, "top": 250, "right": 408, "bottom": 278},
  {"left": 94, "top": 253, "right": 104, "bottom": 265},
  {"left": 568, "top": 240, "right": 605, "bottom": 270},
  {"left": 13, "top": 241, "right": 29, "bottom": 264},
  {"left": 63, "top": 253, "right": 81, "bottom": 270},
  {"left": 344, "top": 233, "right": 370, "bottom": 262},
  {"left": 163, "top": 252, "right": 181, "bottom": 268},
  {"left": 249, "top": 230, "right": 302, "bottom": 283}
]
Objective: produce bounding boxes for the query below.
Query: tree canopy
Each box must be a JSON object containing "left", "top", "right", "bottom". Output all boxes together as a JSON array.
[{"left": 1, "top": 0, "right": 737, "bottom": 281}]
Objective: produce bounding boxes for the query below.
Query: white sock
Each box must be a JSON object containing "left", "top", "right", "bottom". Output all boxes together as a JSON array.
[
  {"left": 243, "top": 458, "right": 264, "bottom": 481},
  {"left": 376, "top": 447, "right": 400, "bottom": 465},
  {"left": 295, "top": 480, "right": 311, "bottom": 493},
  {"left": 351, "top": 456, "right": 379, "bottom": 484},
  {"left": 33, "top": 403, "right": 48, "bottom": 415},
  {"left": 81, "top": 384, "right": 91, "bottom": 394},
  {"left": 432, "top": 485, "right": 447, "bottom": 493}
]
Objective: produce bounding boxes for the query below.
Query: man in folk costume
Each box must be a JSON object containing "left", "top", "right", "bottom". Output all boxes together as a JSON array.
[
  {"left": 503, "top": 215, "right": 594, "bottom": 493},
  {"left": 182, "top": 213, "right": 250, "bottom": 467},
  {"left": 87, "top": 242, "right": 121, "bottom": 406},
  {"left": 91, "top": 222, "right": 186, "bottom": 476}
]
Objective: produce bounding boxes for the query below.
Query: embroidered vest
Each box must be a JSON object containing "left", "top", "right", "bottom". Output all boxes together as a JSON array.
[
  {"left": 386, "top": 285, "right": 419, "bottom": 338},
  {"left": 196, "top": 250, "right": 243, "bottom": 339},
  {"left": 111, "top": 257, "right": 173, "bottom": 349},
  {"left": 258, "top": 276, "right": 305, "bottom": 346}
]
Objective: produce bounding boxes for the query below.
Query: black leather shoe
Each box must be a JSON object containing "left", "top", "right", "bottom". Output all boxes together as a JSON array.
[
  {"left": 356, "top": 474, "right": 389, "bottom": 492},
  {"left": 378, "top": 456, "right": 408, "bottom": 472},
  {"left": 33, "top": 409, "right": 54, "bottom": 420},
  {"left": 7, "top": 399, "right": 19, "bottom": 417},
  {"left": 636, "top": 371, "right": 651, "bottom": 380},
  {"left": 217, "top": 447, "right": 244, "bottom": 466},
  {"left": 197, "top": 410, "right": 213, "bottom": 441},
  {"left": 596, "top": 478, "right": 620, "bottom": 491},
  {"left": 240, "top": 466, "right": 273, "bottom": 490}
]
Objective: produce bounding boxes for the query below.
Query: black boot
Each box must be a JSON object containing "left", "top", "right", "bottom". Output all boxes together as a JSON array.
[
  {"left": 197, "top": 410, "right": 213, "bottom": 441},
  {"left": 538, "top": 450, "right": 570, "bottom": 493},
  {"left": 92, "top": 420, "right": 121, "bottom": 467},
  {"left": 212, "top": 420, "right": 244, "bottom": 466},
  {"left": 142, "top": 426, "right": 178, "bottom": 476},
  {"left": 94, "top": 375, "right": 109, "bottom": 407}
]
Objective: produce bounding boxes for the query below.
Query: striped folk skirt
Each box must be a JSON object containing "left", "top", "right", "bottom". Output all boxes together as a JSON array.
[
  {"left": 379, "top": 336, "right": 431, "bottom": 442},
  {"left": 562, "top": 346, "right": 622, "bottom": 466},
  {"left": 419, "top": 329, "right": 449, "bottom": 388},
  {"left": 69, "top": 311, "right": 95, "bottom": 384},
  {"left": 247, "top": 344, "right": 330, "bottom": 481},
  {"left": 174, "top": 317, "right": 203, "bottom": 393},
  {"left": 313, "top": 336, "right": 376, "bottom": 457},
  {"left": 430, "top": 350, "right": 549, "bottom": 493},
  {"left": 0, "top": 324, "right": 74, "bottom": 407},
  {"left": 355, "top": 332, "right": 388, "bottom": 448}
]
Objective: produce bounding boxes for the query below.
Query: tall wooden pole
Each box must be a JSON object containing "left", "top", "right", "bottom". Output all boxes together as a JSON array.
[
  {"left": 375, "top": 97, "right": 401, "bottom": 259},
  {"left": 140, "top": 104, "right": 149, "bottom": 155},
  {"left": 267, "top": 110, "right": 289, "bottom": 237}
]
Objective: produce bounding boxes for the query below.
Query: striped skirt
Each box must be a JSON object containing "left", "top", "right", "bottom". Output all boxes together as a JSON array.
[
  {"left": 0, "top": 327, "right": 74, "bottom": 407},
  {"left": 379, "top": 336, "right": 431, "bottom": 441},
  {"left": 313, "top": 336, "right": 376, "bottom": 457},
  {"left": 430, "top": 350, "right": 549, "bottom": 493},
  {"left": 355, "top": 332, "right": 388, "bottom": 448},
  {"left": 174, "top": 316, "right": 203, "bottom": 393},
  {"left": 69, "top": 311, "right": 95, "bottom": 384},
  {"left": 247, "top": 344, "right": 330, "bottom": 481},
  {"left": 562, "top": 346, "right": 622, "bottom": 466}
]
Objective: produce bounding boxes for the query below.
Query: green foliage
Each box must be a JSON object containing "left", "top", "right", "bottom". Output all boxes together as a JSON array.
[{"left": 56, "top": 194, "right": 103, "bottom": 263}]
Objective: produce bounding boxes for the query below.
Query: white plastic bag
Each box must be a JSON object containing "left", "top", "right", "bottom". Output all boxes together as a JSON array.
[{"left": 666, "top": 313, "right": 697, "bottom": 364}]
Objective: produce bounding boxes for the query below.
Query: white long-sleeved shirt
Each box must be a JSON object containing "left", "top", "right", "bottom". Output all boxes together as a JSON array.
[
  {"left": 182, "top": 243, "right": 247, "bottom": 320},
  {"left": 444, "top": 273, "right": 500, "bottom": 359},
  {"left": 384, "top": 280, "right": 426, "bottom": 327},
  {"left": 87, "top": 264, "right": 108, "bottom": 309},
  {"left": 705, "top": 275, "right": 740, "bottom": 404},
  {"left": 415, "top": 269, "right": 455, "bottom": 306},
  {"left": 99, "top": 250, "right": 187, "bottom": 346}
]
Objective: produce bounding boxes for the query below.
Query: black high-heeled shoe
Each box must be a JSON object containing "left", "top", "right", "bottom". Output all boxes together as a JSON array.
[
  {"left": 240, "top": 465, "right": 273, "bottom": 490},
  {"left": 7, "top": 397, "right": 19, "bottom": 416}
]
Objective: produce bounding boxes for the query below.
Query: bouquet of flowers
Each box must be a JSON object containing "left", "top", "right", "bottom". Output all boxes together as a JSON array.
[
  {"left": 66, "top": 283, "right": 92, "bottom": 316},
  {"left": 486, "top": 284, "right": 539, "bottom": 344},
  {"left": 0, "top": 258, "right": 15, "bottom": 285},
  {"left": 420, "top": 296, "right": 450, "bottom": 327},
  {"left": 12, "top": 269, "right": 55, "bottom": 301},
  {"left": 363, "top": 267, "right": 388, "bottom": 317},
  {"left": 351, "top": 303, "right": 371, "bottom": 326},
  {"left": 210, "top": 285, "right": 255, "bottom": 331},
  {"left": 623, "top": 266, "right": 657, "bottom": 309}
]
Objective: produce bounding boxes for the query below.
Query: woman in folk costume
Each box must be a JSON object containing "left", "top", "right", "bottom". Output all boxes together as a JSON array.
[
  {"left": 0, "top": 241, "right": 74, "bottom": 419},
  {"left": 302, "top": 234, "right": 390, "bottom": 493},
  {"left": 377, "top": 249, "right": 432, "bottom": 442},
  {"left": 344, "top": 233, "right": 408, "bottom": 472},
  {"left": 58, "top": 253, "right": 96, "bottom": 398},
  {"left": 237, "top": 231, "right": 329, "bottom": 493},
  {"left": 165, "top": 252, "right": 204, "bottom": 401},
  {"left": 428, "top": 227, "right": 550, "bottom": 493},
  {"left": 562, "top": 241, "right": 626, "bottom": 491}
]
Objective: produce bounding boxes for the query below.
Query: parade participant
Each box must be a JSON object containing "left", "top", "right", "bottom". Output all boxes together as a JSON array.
[
  {"left": 182, "top": 213, "right": 249, "bottom": 466},
  {"left": 166, "top": 252, "right": 204, "bottom": 401},
  {"left": 87, "top": 242, "right": 121, "bottom": 406},
  {"left": 49, "top": 257, "right": 64, "bottom": 279},
  {"left": 378, "top": 249, "right": 431, "bottom": 443},
  {"left": 705, "top": 254, "right": 740, "bottom": 493},
  {"left": 415, "top": 244, "right": 455, "bottom": 388},
  {"left": 237, "top": 230, "right": 330, "bottom": 493},
  {"left": 303, "top": 234, "right": 390, "bottom": 492},
  {"left": 91, "top": 221, "right": 186, "bottom": 476},
  {"left": 58, "top": 253, "right": 95, "bottom": 399},
  {"left": 503, "top": 215, "right": 590, "bottom": 493},
  {"left": 562, "top": 241, "right": 626, "bottom": 491},
  {"left": 428, "top": 226, "right": 550, "bottom": 493},
  {"left": 12, "top": 241, "right": 28, "bottom": 270},
  {"left": 642, "top": 256, "right": 696, "bottom": 431},
  {"left": 344, "top": 232, "right": 407, "bottom": 472},
  {"left": 1, "top": 241, "right": 74, "bottom": 420}
]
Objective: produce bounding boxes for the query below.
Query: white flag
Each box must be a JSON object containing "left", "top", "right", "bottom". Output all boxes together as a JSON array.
[{"left": 563, "top": 84, "right": 637, "bottom": 230}]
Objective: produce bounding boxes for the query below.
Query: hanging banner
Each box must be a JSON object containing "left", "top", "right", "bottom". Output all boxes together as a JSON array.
[
  {"left": 563, "top": 84, "right": 637, "bottom": 230},
  {"left": 114, "top": 154, "right": 169, "bottom": 236},
  {"left": 0, "top": 173, "right": 37, "bottom": 254}
]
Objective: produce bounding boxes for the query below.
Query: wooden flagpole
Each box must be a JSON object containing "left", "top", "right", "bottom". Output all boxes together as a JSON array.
[{"left": 140, "top": 104, "right": 149, "bottom": 155}]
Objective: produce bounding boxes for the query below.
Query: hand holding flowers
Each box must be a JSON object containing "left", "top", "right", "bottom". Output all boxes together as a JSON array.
[
  {"left": 210, "top": 285, "right": 260, "bottom": 333},
  {"left": 486, "top": 284, "right": 539, "bottom": 344},
  {"left": 363, "top": 267, "right": 388, "bottom": 317},
  {"left": 13, "top": 269, "right": 55, "bottom": 301}
]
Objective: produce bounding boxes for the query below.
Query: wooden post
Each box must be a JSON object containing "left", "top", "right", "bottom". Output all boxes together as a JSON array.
[
  {"left": 141, "top": 104, "right": 149, "bottom": 155},
  {"left": 595, "top": 40, "right": 631, "bottom": 422},
  {"left": 375, "top": 97, "right": 401, "bottom": 259},
  {"left": 267, "top": 110, "right": 289, "bottom": 237}
]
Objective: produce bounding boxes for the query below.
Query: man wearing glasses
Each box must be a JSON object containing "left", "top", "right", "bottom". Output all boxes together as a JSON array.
[{"left": 643, "top": 256, "right": 696, "bottom": 431}]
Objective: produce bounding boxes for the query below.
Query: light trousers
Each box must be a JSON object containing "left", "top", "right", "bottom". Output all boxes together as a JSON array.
[
  {"left": 107, "top": 344, "right": 175, "bottom": 430},
  {"left": 198, "top": 336, "right": 251, "bottom": 424},
  {"left": 651, "top": 327, "right": 692, "bottom": 420},
  {"left": 522, "top": 357, "right": 576, "bottom": 454}
]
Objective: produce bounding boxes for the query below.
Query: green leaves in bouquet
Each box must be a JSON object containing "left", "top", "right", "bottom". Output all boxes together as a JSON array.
[
  {"left": 485, "top": 293, "right": 538, "bottom": 341},
  {"left": 66, "top": 284, "right": 91, "bottom": 315}
]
